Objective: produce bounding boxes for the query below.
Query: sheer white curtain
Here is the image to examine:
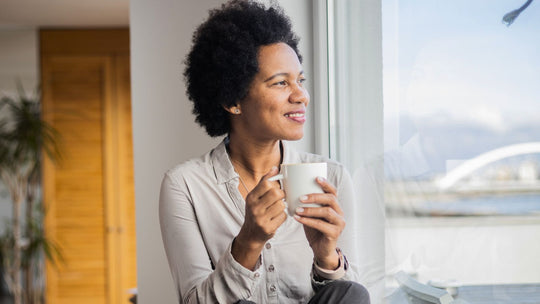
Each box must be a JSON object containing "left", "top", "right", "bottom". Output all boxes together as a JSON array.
[{"left": 318, "top": 0, "right": 386, "bottom": 302}]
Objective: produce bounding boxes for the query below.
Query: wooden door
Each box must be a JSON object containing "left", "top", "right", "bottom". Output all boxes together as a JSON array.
[{"left": 41, "top": 30, "right": 136, "bottom": 304}]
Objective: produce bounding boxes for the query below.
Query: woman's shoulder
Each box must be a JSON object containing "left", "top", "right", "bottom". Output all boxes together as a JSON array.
[{"left": 164, "top": 150, "right": 214, "bottom": 184}]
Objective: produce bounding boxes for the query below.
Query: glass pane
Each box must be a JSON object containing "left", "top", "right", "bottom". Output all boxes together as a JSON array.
[
  {"left": 383, "top": 0, "right": 540, "bottom": 292},
  {"left": 383, "top": 0, "right": 540, "bottom": 217}
]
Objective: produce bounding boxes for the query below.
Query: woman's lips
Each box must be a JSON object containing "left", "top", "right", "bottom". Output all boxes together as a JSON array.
[{"left": 284, "top": 112, "right": 306, "bottom": 123}]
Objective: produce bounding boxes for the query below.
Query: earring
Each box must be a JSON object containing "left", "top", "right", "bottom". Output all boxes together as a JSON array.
[{"left": 234, "top": 108, "right": 240, "bottom": 114}]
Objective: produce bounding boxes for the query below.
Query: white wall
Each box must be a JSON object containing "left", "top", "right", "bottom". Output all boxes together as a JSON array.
[
  {"left": 130, "top": 1, "right": 314, "bottom": 302},
  {"left": 0, "top": 28, "right": 39, "bottom": 232},
  {"left": 0, "top": 29, "right": 38, "bottom": 96},
  {"left": 277, "top": 0, "right": 314, "bottom": 153}
]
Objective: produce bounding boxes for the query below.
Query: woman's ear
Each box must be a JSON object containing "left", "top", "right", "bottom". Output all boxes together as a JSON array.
[{"left": 224, "top": 104, "right": 241, "bottom": 115}]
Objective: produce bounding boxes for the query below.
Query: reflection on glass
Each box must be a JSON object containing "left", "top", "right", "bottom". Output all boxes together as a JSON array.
[
  {"left": 383, "top": 0, "right": 540, "bottom": 217},
  {"left": 382, "top": 0, "right": 540, "bottom": 296}
]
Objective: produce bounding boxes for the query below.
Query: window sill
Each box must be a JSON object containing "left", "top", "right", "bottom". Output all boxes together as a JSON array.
[{"left": 387, "top": 215, "right": 540, "bottom": 228}]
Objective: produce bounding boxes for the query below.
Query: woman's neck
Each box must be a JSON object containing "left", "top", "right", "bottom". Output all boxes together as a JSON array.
[{"left": 227, "top": 134, "right": 282, "bottom": 182}]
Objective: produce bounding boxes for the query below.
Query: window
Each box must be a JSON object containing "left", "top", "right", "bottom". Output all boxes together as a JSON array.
[
  {"left": 383, "top": 0, "right": 540, "bottom": 218},
  {"left": 322, "top": 0, "right": 540, "bottom": 300},
  {"left": 380, "top": 0, "right": 540, "bottom": 292}
]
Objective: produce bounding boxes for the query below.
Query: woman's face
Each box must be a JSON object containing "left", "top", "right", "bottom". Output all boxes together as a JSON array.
[{"left": 235, "top": 42, "right": 309, "bottom": 142}]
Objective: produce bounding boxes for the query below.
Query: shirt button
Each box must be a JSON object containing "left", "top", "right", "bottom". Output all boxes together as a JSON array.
[
  {"left": 269, "top": 284, "right": 276, "bottom": 292},
  {"left": 265, "top": 243, "right": 272, "bottom": 249},
  {"left": 254, "top": 272, "right": 260, "bottom": 278},
  {"left": 268, "top": 265, "right": 275, "bottom": 272}
]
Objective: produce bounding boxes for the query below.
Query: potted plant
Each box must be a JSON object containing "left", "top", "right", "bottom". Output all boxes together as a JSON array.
[{"left": 0, "top": 83, "right": 62, "bottom": 304}]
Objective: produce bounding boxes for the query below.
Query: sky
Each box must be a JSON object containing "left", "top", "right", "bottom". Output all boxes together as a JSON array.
[{"left": 382, "top": 0, "right": 540, "bottom": 177}]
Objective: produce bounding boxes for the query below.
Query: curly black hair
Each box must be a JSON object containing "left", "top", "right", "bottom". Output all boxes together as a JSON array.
[{"left": 184, "top": 0, "right": 302, "bottom": 137}]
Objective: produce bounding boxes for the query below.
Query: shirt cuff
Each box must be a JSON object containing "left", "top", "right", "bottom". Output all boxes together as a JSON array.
[
  {"left": 226, "top": 240, "right": 263, "bottom": 278},
  {"left": 312, "top": 248, "right": 348, "bottom": 281}
]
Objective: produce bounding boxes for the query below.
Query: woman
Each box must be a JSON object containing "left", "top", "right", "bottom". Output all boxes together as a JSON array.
[{"left": 159, "top": 1, "right": 370, "bottom": 303}]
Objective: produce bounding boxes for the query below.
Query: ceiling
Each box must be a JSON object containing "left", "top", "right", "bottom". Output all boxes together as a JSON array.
[{"left": 0, "top": 0, "right": 129, "bottom": 28}]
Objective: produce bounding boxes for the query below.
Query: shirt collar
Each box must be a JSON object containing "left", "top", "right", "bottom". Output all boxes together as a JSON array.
[
  {"left": 211, "top": 137, "right": 237, "bottom": 184},
  {"left": 211, "top": 137, "right": 300, "bottom": 184}
]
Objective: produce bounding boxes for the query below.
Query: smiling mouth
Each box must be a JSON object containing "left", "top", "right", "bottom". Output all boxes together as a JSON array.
[
  {"left": 284, "top": 112, "right": 306, "bottom": 123},
  {"left": 284, "top": 113, "right": 304, "bottom": 118}
]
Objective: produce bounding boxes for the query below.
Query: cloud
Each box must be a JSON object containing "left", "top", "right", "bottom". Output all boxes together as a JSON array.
[{"left": 392, "top": 33, "right": 540, "bottom": 131}]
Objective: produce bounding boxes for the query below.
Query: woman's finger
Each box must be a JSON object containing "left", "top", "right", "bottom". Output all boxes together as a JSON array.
[
  {"left": 269, "top": 204, "right": 287, "bottom": 228},
  {"left": 296, "top": 205, "right": 344, "bottom": 225},
  {"left": 266, "top": 198, "right": 287, "bottom": 219},
  {"left": 294, "top": 214, "right": 343, "bottom": 239},
  {"left": 300, "top": 192, "right": 343, "bottom": 216},
  {"left": 316, "top": 176, "right": 337, "bottom": 195},
  {"left": 256, "top": 187, "right": 285, "bottom": 211},
  {"left": 246, "top": 166, "right": 281, "bottom": 201}
]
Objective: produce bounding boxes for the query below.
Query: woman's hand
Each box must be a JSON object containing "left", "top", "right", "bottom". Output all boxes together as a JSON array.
[
  {"left": 232, "top": 167, "right": 287, "bottom": 270},
  {"left": 293, "top": 177, "right": 345, "bottom": 270}
]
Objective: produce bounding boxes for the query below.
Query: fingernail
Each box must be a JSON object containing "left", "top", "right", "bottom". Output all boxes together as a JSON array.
[
  {"left": 293, "top": 215, "right": 301, "bottom": 221},
  {"left": 300, "top": 195, "right": 308, "bottom": 201},
  {"left": 271, "top": 166, "right": 278, "bottom": 172},
  {"left": 296, "top": 207, "right": 304, "bottom": 213},
  {"left": 316, "top": 176, "right": 326, "bottom": 182}
]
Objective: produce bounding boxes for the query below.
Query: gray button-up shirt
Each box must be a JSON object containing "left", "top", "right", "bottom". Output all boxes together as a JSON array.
[{"left": 159, "top": 139, "right": 362, "bottom": 303}]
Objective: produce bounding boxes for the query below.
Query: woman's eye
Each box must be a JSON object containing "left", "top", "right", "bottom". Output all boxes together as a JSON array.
[
  {"left": 298, "top": 78, "right": 306, "bottom": 84},
  {"left": 274, "top": 80, "right": 287, "bottom": 86}
]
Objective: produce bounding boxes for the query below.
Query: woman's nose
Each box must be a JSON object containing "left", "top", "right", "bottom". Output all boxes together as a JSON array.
[{"left": 289, "top": 84, "right": 309, "bottom": 105}]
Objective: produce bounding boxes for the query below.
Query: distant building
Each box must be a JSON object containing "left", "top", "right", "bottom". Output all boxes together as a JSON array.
[{"left": 519, "top": 161, "right": 539, "bottom": 181}]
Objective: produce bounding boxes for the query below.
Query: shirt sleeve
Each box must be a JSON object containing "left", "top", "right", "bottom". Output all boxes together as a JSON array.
[
  {"left": 312, "top": 248, "right": 346, "bottom": 280},
  {"left": 159, "top": 172, "right": 263, "bottom": 303}
]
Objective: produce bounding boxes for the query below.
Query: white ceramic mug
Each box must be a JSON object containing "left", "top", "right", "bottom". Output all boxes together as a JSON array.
[{"left": 268, "top": 162, "right": 327, "bottom": 216}]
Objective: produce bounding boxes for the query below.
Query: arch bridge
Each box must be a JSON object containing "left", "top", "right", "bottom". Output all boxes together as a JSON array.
[{"left": 437, "top": 142, "right": 540, "bottom": 190}]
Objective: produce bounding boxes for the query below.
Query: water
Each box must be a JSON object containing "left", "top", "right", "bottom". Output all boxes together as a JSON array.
[{"left": 417, "top": 193, "right": 540, "bottom": 216}]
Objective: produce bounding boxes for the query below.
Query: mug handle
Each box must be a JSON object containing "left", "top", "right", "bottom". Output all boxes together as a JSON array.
[{"left": 267, "top": 174, "right": 283, "bottom": 182}]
